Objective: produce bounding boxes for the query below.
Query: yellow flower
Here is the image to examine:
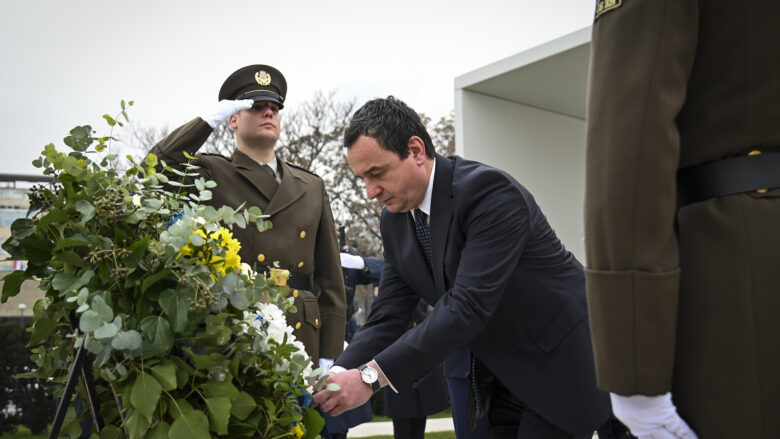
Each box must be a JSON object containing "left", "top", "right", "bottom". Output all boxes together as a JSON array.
[
  {"left": 289, "top": 423, "right": 304, "bottom": 439},
  {"left": 268, "top": 268, "right": 289, "bottom": 286}
]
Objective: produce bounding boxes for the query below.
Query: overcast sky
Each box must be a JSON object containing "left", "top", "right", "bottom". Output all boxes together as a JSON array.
[{"left": 0, "top": 0, "right": 594, "bottom": 175}]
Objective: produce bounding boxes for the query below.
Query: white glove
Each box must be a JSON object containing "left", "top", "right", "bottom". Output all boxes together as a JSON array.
[
  {"left": 611, "top": 392, "right": 698, "bottom": 439},
  {"left": 340, "top": 253, "right": 365, "bottom": 270},
  {"left": 318, "top": 358, "right": 335, "bottom": 377},
  {"left": 200, "top": 99, "right": 254, "bottom": 128}
]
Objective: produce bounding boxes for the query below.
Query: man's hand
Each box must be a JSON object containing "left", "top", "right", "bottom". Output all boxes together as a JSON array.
[
  {"left": 200, "top": 99, "right": 254, "bottom": 128},
  {"left": 611, "top": 392, "right": 698, "bottom": 438},
  {"left": 313, "top": 369, "right": 372, "bottom": 416}
]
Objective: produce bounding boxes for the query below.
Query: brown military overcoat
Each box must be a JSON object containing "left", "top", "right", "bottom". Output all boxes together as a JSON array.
[
  {"left": 585, "top": 0, "right": 780, "bottom": 436},
  {"left": 150, "top": 118, "right": 346, "bottom": 364}
]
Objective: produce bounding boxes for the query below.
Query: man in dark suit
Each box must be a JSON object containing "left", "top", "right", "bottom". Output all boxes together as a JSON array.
[
  {"left": 149, "top": 64, "right": 346, "bottom": 369},
  {"left": 314, "top": 96, "right": 610, "bottom": 438},
  {"left": 585, "top": 1, "right": 780, "bottom": 437}
]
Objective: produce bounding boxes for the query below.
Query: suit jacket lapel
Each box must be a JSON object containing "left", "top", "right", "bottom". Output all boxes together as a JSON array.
[
  {"left": 430, "top": 154, "right": 454, "bottom": 295},
  {"left": 264, "top": 160, "right": 305, "bottom": 216},
  {"left": 231, "top": 150, "right": 278, "bottom": 201}
]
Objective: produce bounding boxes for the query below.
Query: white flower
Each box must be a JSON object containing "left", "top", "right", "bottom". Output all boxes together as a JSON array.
[
  {"left": 132, "top": 194, "right": 142, "bottom": 207},
  {"left": 194, "top": 216, "right": 206, "bottom": 225}
]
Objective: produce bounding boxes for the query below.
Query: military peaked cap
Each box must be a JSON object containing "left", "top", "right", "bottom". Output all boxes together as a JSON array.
[{"left": 218, "top": 64, "right": 287, "bottom": 108}]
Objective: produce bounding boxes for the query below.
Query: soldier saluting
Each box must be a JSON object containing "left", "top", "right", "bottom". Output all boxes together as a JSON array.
[{"left": 149, "top": 64, "right": 346, "bottom": 370}]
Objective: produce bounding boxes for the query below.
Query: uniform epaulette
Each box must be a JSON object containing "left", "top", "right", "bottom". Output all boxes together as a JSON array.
[
  {"left": 200, "top": 152, "right": 232, "bottom": 162},
  {"left": 286, "top": 162, "right": 319, "bottom": 177}
]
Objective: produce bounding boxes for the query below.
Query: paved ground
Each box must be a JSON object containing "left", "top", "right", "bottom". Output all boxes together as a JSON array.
[
  {"left": 348, "top": 417, "right": 454, "bottom": 437},
  {"left": 346, "top": 418, "right": 601, "bottom": 438}
]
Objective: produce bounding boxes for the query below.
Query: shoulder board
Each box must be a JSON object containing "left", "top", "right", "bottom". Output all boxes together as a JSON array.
[
  {"left": 286, "top": 162, "right": 319, "bottom": 177},
  {"left": 199, "top": 152, "right": 232, "bottom": 161}
]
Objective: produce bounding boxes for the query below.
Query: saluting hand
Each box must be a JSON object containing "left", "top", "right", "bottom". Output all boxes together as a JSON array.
[
  {"left": 200, "top": 99, "right": 254, "bottom": 128},
  {"left": 313, "top": 369, "right": 373, "bottom": 416}
]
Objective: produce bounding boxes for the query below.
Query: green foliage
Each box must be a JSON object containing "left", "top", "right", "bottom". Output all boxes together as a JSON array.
[{"left": 2, "top": 104, "right": 322, "bottom": 438}]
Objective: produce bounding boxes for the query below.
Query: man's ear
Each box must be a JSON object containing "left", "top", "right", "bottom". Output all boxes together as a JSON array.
[
  {"left": 229, "top": 113, "right": 239, "bottom": 130},
  {"left": 407, "top": 136, "right": 426, "bottom": 163}
]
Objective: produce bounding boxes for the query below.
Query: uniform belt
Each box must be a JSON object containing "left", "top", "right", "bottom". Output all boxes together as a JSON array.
[
  {"left": 257, "top": 265, "right": 314, "bottom": 292},
  {"left": 676, "top": 151, "right": 780, "bottom": 207}
]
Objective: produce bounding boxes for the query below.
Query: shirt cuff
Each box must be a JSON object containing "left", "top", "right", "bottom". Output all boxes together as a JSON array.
[{"left": 373, "top": 359, "right": 398, "bottom": 393}]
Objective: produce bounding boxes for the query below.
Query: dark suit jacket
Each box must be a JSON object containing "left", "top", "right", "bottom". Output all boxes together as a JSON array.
[
  {"left": 336, "top": 154, "right": 609, "bottom": 434},
  {"left": 149, "top": 118, "right": 346, "bottom": 363}
]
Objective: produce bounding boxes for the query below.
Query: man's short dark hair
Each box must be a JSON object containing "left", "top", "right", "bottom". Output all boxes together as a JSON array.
[{"left": 343, "top": 96, "right": 435, "bottom": 159}]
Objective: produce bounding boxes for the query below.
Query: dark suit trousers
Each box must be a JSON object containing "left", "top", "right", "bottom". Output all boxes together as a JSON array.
[
  {"left": 488, "top": 380, "right": 592, "bottom": 439},
  {"left": 392, "top": 417, "right": 426, "bottom": 439}
]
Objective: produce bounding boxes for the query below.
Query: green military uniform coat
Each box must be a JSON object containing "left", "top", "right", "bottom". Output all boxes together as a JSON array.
[
  {"left": 585, "top": 0, "right": 780, "bottom": 436},
  {"left": 150, "top": 118, "right": 346, "bottom": 364}
]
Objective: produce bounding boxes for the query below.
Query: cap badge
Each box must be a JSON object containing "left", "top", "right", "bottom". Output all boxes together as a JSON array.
[{"left": 255, "top": 71, "right": 272, "bottom": 86}]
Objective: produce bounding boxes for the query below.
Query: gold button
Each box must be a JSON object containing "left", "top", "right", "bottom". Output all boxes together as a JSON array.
[
  {"left": 293, "top": 290, "right": 299, "bottom": 298},
  {"left": 748, "top": 150, "right": 768, "bottom": 193},
  {"left": 315, "top": 318, "right": 320, "bottom": 326},
  {"left": 298, "top": 261, "right": 304, "bottom": 268},
  {"left": 299, "top": 230, "right": 306, "bottom": 239},
  {"left": 295, "top": 322, "right": 302, "bottom": 329},
  {"left": 257, "top": 254, "right": 265, "bottom": 262}
]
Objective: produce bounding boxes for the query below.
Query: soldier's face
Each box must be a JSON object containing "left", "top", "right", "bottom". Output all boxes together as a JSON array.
[
  {"left": 347, "top": 135, "right": 429, "bottom": 213},
  {"left": 230, "top": 102, "right": 281, "bottom": 145}
]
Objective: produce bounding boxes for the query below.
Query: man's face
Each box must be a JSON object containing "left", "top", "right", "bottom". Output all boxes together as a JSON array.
[
  {"left": 346, "top": 135, "right": 429, "bottom": 213},
  {"left": 230, "top": 101, "right": 281, "bottom": 145}
]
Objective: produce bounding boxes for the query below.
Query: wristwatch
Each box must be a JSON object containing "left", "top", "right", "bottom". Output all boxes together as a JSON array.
[{"left": 358, "top": 364, "right": 380, "bottom": 393}]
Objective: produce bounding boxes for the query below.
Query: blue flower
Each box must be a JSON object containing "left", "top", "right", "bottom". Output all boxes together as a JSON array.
[
  {"left": 295, "top": 386, "right": 313, "bottom": 407},
  {"left": 167, "top": 210, "right": 185, "bottom": 226}
]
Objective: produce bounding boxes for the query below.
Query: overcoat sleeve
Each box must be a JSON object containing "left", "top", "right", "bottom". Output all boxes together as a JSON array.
[
  {"left": 313, "top": 188, "right": 347, "bottom": 360},
  {"left": 584, "top": 0, "right": 699, "bottom": 395},
  {"left": 148, "top": 118, "right": 213, "bottom": 179}
]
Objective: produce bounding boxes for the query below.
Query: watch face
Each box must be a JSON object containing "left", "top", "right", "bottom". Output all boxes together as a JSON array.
[{"left": 361, "top": 366, "right": 378, "bottom": 383}]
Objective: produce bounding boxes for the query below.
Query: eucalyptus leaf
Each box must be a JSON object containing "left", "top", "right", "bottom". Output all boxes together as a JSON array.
[
  {"left": 93, "top": 322, "right": 119, "bottom": 339},
  {"left": 79, "top": 310, "right": 102, "bottom": 332},
  {"left": 92, "top": 295, "right": 114, "bottom": 322},
  {"left": 111, "top": 330, "right": 142, "bottom": 351}
]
